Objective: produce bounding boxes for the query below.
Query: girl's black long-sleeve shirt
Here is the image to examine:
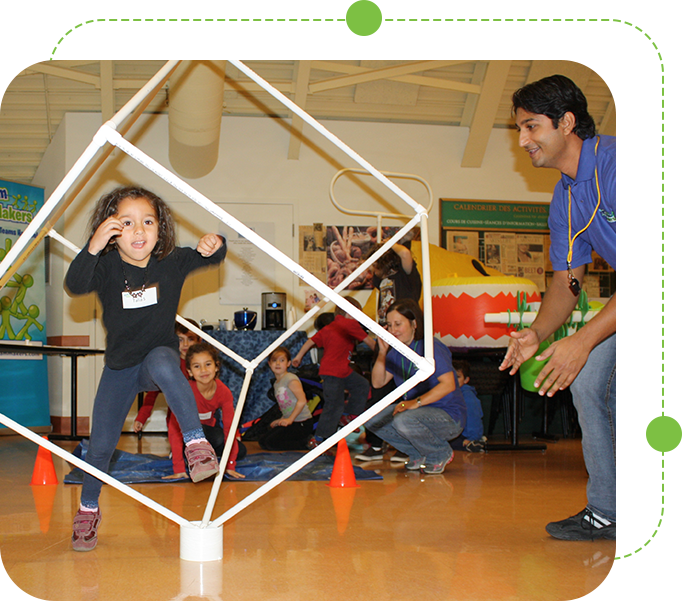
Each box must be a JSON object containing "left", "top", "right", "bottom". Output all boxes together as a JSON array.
[{"left": 65, "top": 242, "right": 226, "bottom": 370}]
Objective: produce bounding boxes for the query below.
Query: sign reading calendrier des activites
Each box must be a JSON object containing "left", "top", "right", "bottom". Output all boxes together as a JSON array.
[{"left": 440, "top": 198, "right": 550, "bottom": 232}]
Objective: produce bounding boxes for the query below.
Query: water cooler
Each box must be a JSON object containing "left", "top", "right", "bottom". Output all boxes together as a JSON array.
[{"left": 262, "top": 292, "right": 287, "bottom": 330}]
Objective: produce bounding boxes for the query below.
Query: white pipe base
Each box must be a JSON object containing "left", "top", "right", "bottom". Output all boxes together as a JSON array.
[{"left": 180, "top": 522, "right": 223, "bottom": 562}]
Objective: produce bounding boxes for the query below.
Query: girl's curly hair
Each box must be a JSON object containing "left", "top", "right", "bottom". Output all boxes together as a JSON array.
[{"left": 88, "top": 185, "right": 176, "bottom": 259}]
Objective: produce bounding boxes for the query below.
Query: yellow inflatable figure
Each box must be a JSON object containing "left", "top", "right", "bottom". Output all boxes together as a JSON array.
[
  {"left": 364, "top": 243, "right": 542, "bottom": 349},
  {"left": 363, "top": 243, "right": 506, "bottom": 319}
]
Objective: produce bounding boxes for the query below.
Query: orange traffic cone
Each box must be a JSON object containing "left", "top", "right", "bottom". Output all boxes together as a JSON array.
[
  {"left": 327, "top": 439, "right": 360, "bottom": 489},
  {"left": 31, "top": 437, "right": 58, "bottom": 486}
]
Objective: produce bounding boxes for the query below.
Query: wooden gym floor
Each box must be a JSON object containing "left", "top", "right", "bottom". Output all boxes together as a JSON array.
[{"left": 0, "top": 434, "right": 614, "bottom": 601}]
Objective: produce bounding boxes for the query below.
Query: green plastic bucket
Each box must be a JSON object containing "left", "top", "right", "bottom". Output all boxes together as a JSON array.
[{"left": 518, "top": 339, "right": 552, "bottom": 392}]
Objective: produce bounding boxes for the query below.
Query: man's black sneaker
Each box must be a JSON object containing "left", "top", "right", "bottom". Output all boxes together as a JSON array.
[{"left": 546, "top": 508, "right": 616, "bottom": 541}]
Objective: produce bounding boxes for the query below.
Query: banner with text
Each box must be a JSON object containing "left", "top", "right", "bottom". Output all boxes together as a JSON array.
[
  {"left": 441, "top": 199, "right": 550, "bottom": 232},
  {"left": 0, "top": 179, "right": 50, "bottom": 429}
]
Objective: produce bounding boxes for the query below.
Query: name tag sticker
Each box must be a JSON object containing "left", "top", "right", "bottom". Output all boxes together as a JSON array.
[{"left": 122, "top": 285, "right": 158, "bottom": 309}]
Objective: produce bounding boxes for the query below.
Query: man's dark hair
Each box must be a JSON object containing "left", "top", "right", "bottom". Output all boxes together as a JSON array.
[{"left": 512, "top": 74, "right": 597, "bottom": 140}]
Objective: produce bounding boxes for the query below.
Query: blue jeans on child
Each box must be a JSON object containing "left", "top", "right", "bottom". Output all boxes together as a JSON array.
[
  {"left": 80, "top": 346, "right": 203, "bottom": 507},
  {"left": 316, "top": 371, "right": 370, "bottom": 439},
  {"left": 570, "top": 333, "right": 616, "bottom": 522},
  {"left": 366, "top": 403, "right": 463, "bottom": 464}
]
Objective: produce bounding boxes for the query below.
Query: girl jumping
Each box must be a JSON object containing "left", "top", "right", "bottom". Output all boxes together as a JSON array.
[{"left": 65, "top": 185, "right": 226, "bottom": 552}]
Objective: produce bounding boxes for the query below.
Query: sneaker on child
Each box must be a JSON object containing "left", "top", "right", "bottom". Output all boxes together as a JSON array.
[
  {"left": 390, "top": 450, "right": 409, "bottom": 463},
  {"left": 338, "top": 414, "right": 361, "bottom": 433},
  {"left": 306, "top": 435, "right": 323, "bottom": 450},
  {"left": 464, "top": 439, "right": 486, "bottom": 453},
  {"left": 184, "top": 439, "right": 219, "bottom": 482},
  {"left": 354, "top": 446, "right": 384, "bottom": 462},
  {"left": 72, "top": 507, "right": 102, "bottom": 552},
  {"left": 306, "top": 435, "right": 335, "bottom": 456},
  {"left": 389, "top": 451, "right": 410, "bottom": 463}
]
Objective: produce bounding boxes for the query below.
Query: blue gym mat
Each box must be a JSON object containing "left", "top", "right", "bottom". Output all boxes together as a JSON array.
[{"left": 63, "top": 440, "right": 382, "bottom": 484}]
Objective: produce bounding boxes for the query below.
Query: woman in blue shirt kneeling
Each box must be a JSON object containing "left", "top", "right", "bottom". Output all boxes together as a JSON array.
[{"left": 366, "top": 299, "right": 466, "bottom": 474}]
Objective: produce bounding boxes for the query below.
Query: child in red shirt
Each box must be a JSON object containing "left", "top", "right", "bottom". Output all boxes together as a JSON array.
[
  {"left": 164, "top": 342, "right": 246, "bottom": 479},
  {"left": 292, "top": 296, "right": 375, "bottom": 448}
]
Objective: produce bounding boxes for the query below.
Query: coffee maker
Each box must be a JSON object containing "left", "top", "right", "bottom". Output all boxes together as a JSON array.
[{"left": 262, "top": 292, "right": 286, "bottom": 330}]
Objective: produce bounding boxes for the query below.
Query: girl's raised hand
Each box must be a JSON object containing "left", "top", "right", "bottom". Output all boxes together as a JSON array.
[
  {"left": 197, "top": 234, "right": 223, "bottom": 257},
  {"left": 88, "top": 216, "right": 123, "bottom": 255}
]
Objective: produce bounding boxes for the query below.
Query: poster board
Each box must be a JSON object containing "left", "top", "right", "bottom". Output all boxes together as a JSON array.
[
  {"left": 440, "top": 198, "right": 614, "bottom": 296},
  {"left": 0, "top": 179, "right": 51, "bottom": 430}
]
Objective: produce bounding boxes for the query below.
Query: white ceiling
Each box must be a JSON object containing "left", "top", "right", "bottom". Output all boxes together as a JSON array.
[{"left": 0, "top": 59, "right": 616, "bottom": 185}]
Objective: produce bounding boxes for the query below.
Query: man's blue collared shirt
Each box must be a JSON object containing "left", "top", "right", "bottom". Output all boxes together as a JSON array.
[{"left": 548, "top": 134, "right": 616, "bottom": 272}]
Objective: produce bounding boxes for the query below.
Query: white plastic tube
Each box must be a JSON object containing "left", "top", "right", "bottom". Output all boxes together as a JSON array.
[
  {"left": 200, "top": 368, "right": 254, "bottom": 527},
  {"left": 0, "top": 412, "right": 193, "bottom": 528},
  {"left": 484, "top": 310, "right": 601, "bottom": 325}
]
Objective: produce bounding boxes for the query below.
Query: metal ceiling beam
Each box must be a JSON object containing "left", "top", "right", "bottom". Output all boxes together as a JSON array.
[
  {"left": 312, "top": 60, "right": 481, "bottom": 94},
  {"left": 100, "top": 61, "right": 115, "bottom": 122},
  {"left": 288, "top": 60, "right": 312, "bottom": 161},
  {"left": 309, "top": 60, "right": 478, "bottom": 94},
  {"left": 224, "top": 80, "right": 293, "bottom": 94},
  {"left": 460, "top": 61, "right": 488, "bottom": 128},
  {"left": 461, "top": 60, "right": 512, "bottom": 168},
  {"left": 21, "top": 64, "right": 100, "bottom": 87}
]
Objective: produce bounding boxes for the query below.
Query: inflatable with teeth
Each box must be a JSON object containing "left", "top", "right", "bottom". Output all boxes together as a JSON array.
[
  {"left": 364, "top": 243, "right": 541, "bottom": 348},
  {"left": 431, "top": 275, "right": 541, "bottom": 347}
]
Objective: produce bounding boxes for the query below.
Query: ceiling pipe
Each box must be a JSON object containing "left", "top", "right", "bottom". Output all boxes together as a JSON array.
[{"left": 168, "top": 60, "right": 227, "bottom": 179}]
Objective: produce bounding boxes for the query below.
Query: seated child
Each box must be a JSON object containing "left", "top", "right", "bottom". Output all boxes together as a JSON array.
[
  {"left": 292, "top": 296, "right": 376, "bottom": 449},
  {"left": 258, "top": 346, "right": 316, "bottom": 451},
  {"left": 133, "top": 318, "right": 200, "bottom": 432},
  {"left": 164, "top": 341, "right": 247, "bottom": 479},
  {"left": 450, "top": 360, "right": 486, "bottom": 453}
]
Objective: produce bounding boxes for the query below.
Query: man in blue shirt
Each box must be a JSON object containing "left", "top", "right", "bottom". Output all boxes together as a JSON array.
[{"left": 501, "top": 75, "right": 616, "bottom": 541}]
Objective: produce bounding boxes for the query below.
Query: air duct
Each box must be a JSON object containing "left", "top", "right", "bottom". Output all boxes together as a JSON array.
[{"left": 168, "top": 60, "right": 227, "bottom": 179}]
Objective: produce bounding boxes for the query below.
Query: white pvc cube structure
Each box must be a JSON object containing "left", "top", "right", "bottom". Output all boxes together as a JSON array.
[{"left": 0, "top": 60, "right": 435, "bottom": 544}]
